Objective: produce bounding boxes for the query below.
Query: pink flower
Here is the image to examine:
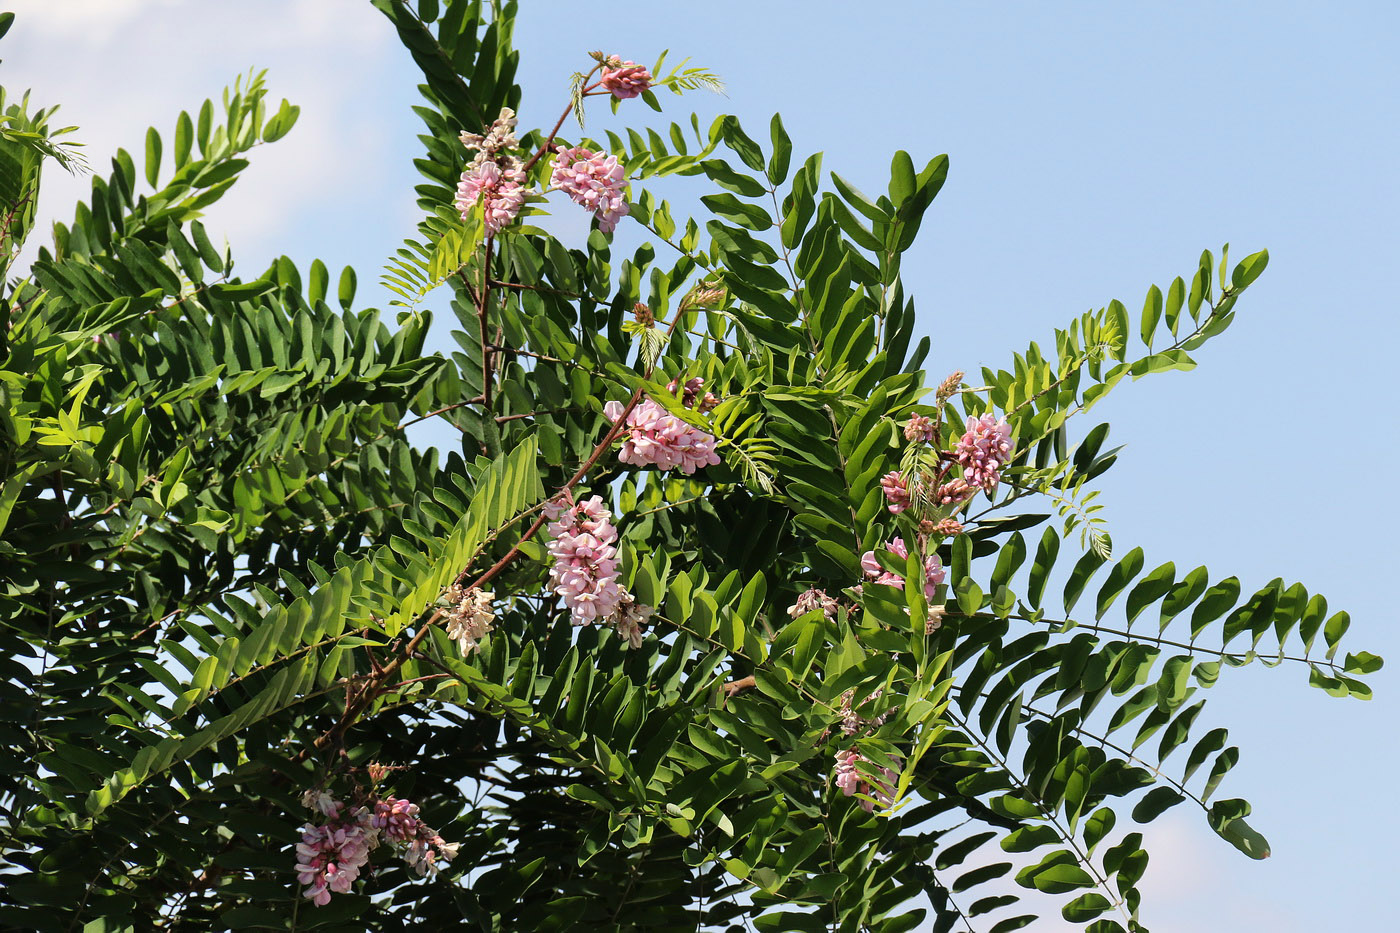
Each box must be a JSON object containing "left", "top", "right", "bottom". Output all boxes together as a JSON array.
[
  {"left": 860, "top": 537, "right": 944, "bottom": 600},
  {"left": 956, "top": 413, "right": 1013, "bottom": 491},
  {"left": 293, "top": 792, "right": 455, "bottom": 903},
  {"left": 456, "top": 160, "right": 526, "bottom": 235},
  {"left": 880, "top": 471, "right": 911, "bottom": 514},
  {"left": 294, "top": 809, "right": 373, "bottom": 906},
  {"left": 833, "top": 749, "right": 899, "bottom": 812},
  {"left": 600, "top": 58, "right": 653, "bottom": 99},
  {"left": 904, "top": 414, "right": 935, "bottom": 444},
  {"left": 934, "top": 478, "right": 978, "bottom": 506},
  {"left": 371, "top": 797, "right": 421, "bottom": 844},
  {"left": 551, "top": 146, "right": 630, "bottom": 233},
  {"left": 545, "top": 494, "right": 625, "bottom": 625},
  {"left": 604, "top": 398, "right": 721, "bottom": 475}
]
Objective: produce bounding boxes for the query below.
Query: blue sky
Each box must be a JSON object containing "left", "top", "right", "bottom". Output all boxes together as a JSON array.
[{"left": 8, "top": 2, "right": 1397, "bottom": 929}]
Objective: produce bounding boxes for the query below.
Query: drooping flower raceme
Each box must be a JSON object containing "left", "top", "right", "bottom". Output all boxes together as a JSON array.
[
  {"left": 903, "top": 414, "right": 935, "bottom": 444},
  {"left": 551, "top": 146, "right": 630, "bottom": 233},
  {"left": 833, "top": 749, "right": 899, "bottom": 812},
  {"left": 879, "top": 471, "right": 911, "bottom": 514},
  {"left": 295, "top": 812, "right": 373, "bottom": 906},
  {"left": 456, "top": 160, "right": 527, "bottom": 236},
  {"left": 603, "top": 399, "right": 721, "bottom": 474},
  {"left": 294, "top": 791, "right": 456, "bottom": 905},
  {"left": 860, "top": 536, "right": 945, "bottom": 600},
  {"left": 600, "top": 57, "right": 653, "bottom": 99},
  {"left": 370, "top": 796, "right": 458, "bottom": 878},
  {"left": 544, "top": 494, "right": 624, "bottom": 625},
  {"left": 442, "top": 585, "right": 494, "bottom": 656},
  {"left": 455, "top": 108, "right": 527, "bottom": 235},
  {"left": 956, "top": 412, "right": 1013, "bottom": 491}
]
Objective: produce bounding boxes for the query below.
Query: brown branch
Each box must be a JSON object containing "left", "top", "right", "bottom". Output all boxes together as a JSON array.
[
  {"left": 314, "top": 308, "right": 686, "bottom": 752},
  {"left": 722, "top": 675, "right": 756, "bottom": 699},
  {"left": 518, "top": 68, "right": 602, "bottom": 177}
]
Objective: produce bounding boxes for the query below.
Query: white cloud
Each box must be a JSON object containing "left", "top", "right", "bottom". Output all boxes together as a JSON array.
[
  {"left": 5, "top": 0, "right": 400, "bottom": 271},
  {"left": 7, "top": 0, "right": 184, "bottom": 43}
]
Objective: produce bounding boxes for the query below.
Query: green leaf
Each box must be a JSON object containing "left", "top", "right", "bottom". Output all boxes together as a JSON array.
[
  {"left": 701, "top": 159, "right": 767, "bottom": 198},
  {"left": 888, "top": 150, "right": 916, "bottom": 206},
  {"left": 1131, "top": 786, "right": 1184, "bottom": 823},
  {"left": 1208, "top": 798, "right": 1270, "bottom": 859},
  {"left": 720, "top": 115, "right": 766, "bottom": 172},
  {"left": 144, "top": 126, "right": 162, "bottom": 188},
  {"left": 1062, "top": 893, "right": 1113, "bottom": 923},
  {"left": 1230, "top": 248, "right": 1268, "bottom": 289},
  {"left": 768, "top": 113, "right": 792, "bottom": 184},
  {"left": 700, "top": 192, "right": 772, "bottom": 230}
]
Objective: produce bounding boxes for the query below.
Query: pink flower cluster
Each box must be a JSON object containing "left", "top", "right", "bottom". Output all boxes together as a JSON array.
[
  {"left": 544, "top": 494, "right": 624, "bottom": 624},
  {"left": 294, "top": 791, "right": 456, "bottom": 906},
  {"left": 860, "top": 537, "right": 945, "bottom": 600},
  {"left": 370, "top": 796, "right": 458, "bottom": 878},
  {"left": 456, "top": 108, "right": 527, "bottom": 236},
  {"left": 833, "top": 749, "right": 898, "bottom": 812},
  {"left": 904, "top": 414, "right": 936, "bottom": 444},
  {"left": 600, "top": 57, "right": 653, "bottom": 99},
  {"left": 880, "top": 471, "right": 911, "bottom": 514},
  {"left": 603, "top": 399, "right": 721, "bottom": 474},
  {"left": 457, "top": 160, "right": 527, "bottom": 236},
  {"left": 956, "top": 413, "right": 1013, "bottom": 491},
  {"left": 934, "top": 478, "right": 977, "bottom": 507},
  {"left": 551, "top": 146, "right": 630, "bottom": 233},
  {"left": 295, "top": 808, "right": 373, "bottom": 906}
]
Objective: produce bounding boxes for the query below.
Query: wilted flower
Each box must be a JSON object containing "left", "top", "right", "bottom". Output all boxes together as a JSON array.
[
  {"left": 459, "top": 107, "right": 519, "bottom": 157},
  {"left": 609, "top": 591, "right": 653, "bottom": 649},
  {"left": 787, "top": 587, "right": 839, "bottom": 622},
  {"left": 839, "top": 687, "right": 891, "bottom": 737},
  {"left": 442, "top": 585, "right": 495, "bottom": 656},
  {"left": 925, "top": 603, "right": 946, "bottom": 634}
]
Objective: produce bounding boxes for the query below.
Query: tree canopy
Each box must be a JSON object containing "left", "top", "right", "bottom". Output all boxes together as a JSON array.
[{"left": 0, "top": 3, "right": 1380, "bottom": 931}]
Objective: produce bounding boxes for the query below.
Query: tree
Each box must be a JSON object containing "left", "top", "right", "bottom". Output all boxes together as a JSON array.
[{"left": 0, "top": 2, "right": 1380, "bottom": 930}]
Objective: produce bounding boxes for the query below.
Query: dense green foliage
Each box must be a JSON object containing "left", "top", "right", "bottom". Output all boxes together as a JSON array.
[{"left": 0, "top": 3, "right": 1380, "bottom": 931}]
